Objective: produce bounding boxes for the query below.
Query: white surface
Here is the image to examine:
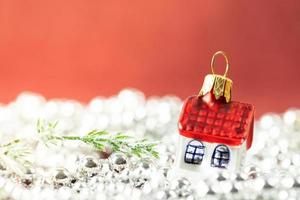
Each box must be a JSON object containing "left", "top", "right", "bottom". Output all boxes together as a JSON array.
[{"left": 176, "top": 135, "right": 246, "bottom": 178}]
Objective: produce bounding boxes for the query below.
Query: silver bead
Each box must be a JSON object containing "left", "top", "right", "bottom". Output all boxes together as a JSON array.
[
  {"left": 283, "top": 109, "right": 297, "bottom": 126},
  {"left": 247, "top": 177, "right": 265, "bottom": 192},
  {"left": 159, "top": 153, "right": 175, "bottom": 167},
  {"left": 294, "top": 176, "right": 300, "bottom": 187},
  {"left": 243, "top": 166, "right": 261, "bottom": 179},
  {"left": 160, "top": 167, "right": 170, "bottom": 178},
  {"left": 117, "top": 169, "right": 130, "bottom": 184},
  {"left": 194, "top": 180, "right": 208, "bottom": 197},
  {"left": 130, "top": 159, "right": 154, "bottom": 188},
  {"left": 210, "top": 180, "right": 232, "bottom": 194},
  {"left": 217, "top": 172, "right": 228, "bottom": 181},
  {"left": 20, "top": 168, "right": 35, "bottom": 188},
  {"left": 235, "top": 172, "right": 247, "bottom": 181},
  {"left": 108, "top": 152, "right": 130, "bottom": 173},
  {"left": 52, "top": 168, "right": 71, "bottom": 188},
  {"left": 56, "top": 186, "right": 72, "bottom": 199},
  {"left": 135, "top": 158, "right": 154, "bottom": 170},
  {"left": 155, "top": 190, "right": 177, "bottom": 200},
  {"left": 171, "top": 177, "right": 192, "bottom": 197},
  {"left": 279, "top": 176, "right": 294, "bottom": 189},
  {"left": 264, "top": 176, "right": 279, "bottom": 189},
  {"left": 0, "top": 163, "right": 6, "bottom": 171},
  {"left": 76, "top": 156, "right": 101, "bottom": 178},
  {"left": 72, "top": 181, "right": 87, "bottom": 194}
]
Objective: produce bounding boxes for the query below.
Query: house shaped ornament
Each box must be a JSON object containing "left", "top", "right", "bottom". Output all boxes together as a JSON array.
[{"left": 176, "top": 51, "right": 254, "bottom": 177}]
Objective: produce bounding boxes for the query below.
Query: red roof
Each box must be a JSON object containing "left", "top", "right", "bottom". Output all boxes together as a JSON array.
[{"left": 178, "top": 95, "right": 254, "bottom": 149}]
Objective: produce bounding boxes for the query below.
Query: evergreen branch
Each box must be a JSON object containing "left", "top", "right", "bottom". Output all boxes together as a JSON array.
[
  {"left": 37, "top": 120, "right": 159, "bottom": 158},
  {"left": 0, "top": 139, "right": 32, "bottom": 175}
]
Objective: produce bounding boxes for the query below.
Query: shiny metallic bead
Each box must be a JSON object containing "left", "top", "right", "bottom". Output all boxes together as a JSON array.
[
  {"left": 294, "top": 176, "right": 300, "bottom": 187},
  {"left": 160, "top": 167, "right": 170, "bottom": 178},
  {"left": 52, "top": 168, "right": 71, "bottom": 188},
  {"left": 194, "top": 180, "right": 208, "bottom": 197},
  {"left": 235, "top": 173, "right": 248, "bottom": 181},
  {"left": 230, "top": 185, "right": 239, "bottom": 193},
  {"left": 259, "top": 114, "right": 281, "bottom": 130},
  {"left": 247, "top": 177, "right": 265, "bottom": 192},
  {"left": 72, "top": 181, "right": 88, "bottom": 194},
  {"left": 56, "top": 186, "right": 72, "bottom": 199},
  {"left": 279, "top": 176, "right": 294, "bottom": 189},
  {"left": 278, "top": 190, "right": 289, "bottom": 200},
  {"left": 105, "top": 181, "right": 126, "bottom": 197},
  {"left": 233, "top": 181, "right": 244, "bottom": 192},
  {"left": 283, "top": 109, "right": 297, "bottom": 126},
  {"left": 210, "top": 180, "right": 232, "bottom": 194},
  {"left": 0, "top": 163, "right": 6, "bottom": 171},
  {"left": 77, "top": 156, "right": 101, "bottom": 178},
  {"left": 113, "top": 168, "right": 130, "bottom": 184},
  {"left": 20, "top": 168, "right": 35, "bottom": 188},
  {"left": 136, "top": 158, "right": 154, "bottom": 171},
  {"left": 155, "top": 190, "right": 177, "bottom": 200},
  {"left": 291, "top": 154, "right": 300, "bottom": 166},
  {"left": 86, "top": 177, "right": 102, "bottom": 192},
  {"left": 207, "top": 187, "right": 216, "bottom": 195},
  {"left": 83, "top": 157, "right": 98, "bottom": 169},
  {"left": 165, "top": 154, "right": 175, "bottom": 166},
  {"left": 243, "top": 166, "right": 261, "bottom": 179},
  {"left": 171, "top": 177, "right": 192, "bottom": 197},
  {"left": 108, "top": 152, "right": 130, "bottom": 173},
  {"left": 171, "top": 177, "right": 191, "bottom": 189},
  {"left": 264, "top": 176, "right": 279, "bottom": 189},
  {"left": 130, "top": 160, "right": 154, "bottom": 188},
  {"left": 217, "top": 172, "right": 228, "bottom": 181}
]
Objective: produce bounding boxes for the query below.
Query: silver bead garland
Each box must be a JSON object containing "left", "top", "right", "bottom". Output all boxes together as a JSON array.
[{"left": 0, "top": 89, "right": 299, "bottom": 199}]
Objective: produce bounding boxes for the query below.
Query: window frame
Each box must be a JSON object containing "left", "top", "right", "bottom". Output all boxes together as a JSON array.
[
  {"left": 211, "top": 144, "right": 230, "bottom": 168},
  {"left": 184, "top": 140, "right": 205, "bottom": 165}
]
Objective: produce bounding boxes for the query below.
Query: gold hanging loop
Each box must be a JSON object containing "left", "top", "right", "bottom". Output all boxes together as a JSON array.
[
  {"left": 210, "top": 51, "right": 229, "bottom": 77},
  {"left": 199, "top": 51, "right": 232, "bottom": 102}
]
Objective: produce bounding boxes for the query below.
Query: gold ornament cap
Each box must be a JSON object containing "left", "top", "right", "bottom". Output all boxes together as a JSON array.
[{"left": 199, "top": 51, "right": 233, "bottom": 102}]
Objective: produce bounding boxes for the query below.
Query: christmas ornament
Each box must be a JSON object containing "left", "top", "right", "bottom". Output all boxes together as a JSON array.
[{"left": 177, "top": 51, "right": 255, "bottom": 175}]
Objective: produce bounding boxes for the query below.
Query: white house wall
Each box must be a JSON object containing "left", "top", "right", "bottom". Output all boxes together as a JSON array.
[{"left": 176, "top": 135, "right": 246, "bottom": 176}]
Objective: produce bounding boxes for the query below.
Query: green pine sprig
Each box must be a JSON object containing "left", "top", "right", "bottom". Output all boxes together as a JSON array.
[
  {"left": 37, "top": 119, "right": 159, "bottom": 158},
  {"left": 0, "top": 139, "right": 32, "bottom": 175}
]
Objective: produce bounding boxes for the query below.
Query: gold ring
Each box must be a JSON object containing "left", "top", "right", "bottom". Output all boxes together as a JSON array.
[{"left": 210, "top": 51, "right": 229, "bottom": 77}]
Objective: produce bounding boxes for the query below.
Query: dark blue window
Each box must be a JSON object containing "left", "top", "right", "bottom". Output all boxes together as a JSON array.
[
  {"left": 184, "top": 140, "right": 205, "bottom": 164},
  {"left": 211, "top": 145, "right": 230, "bottom": 168}
]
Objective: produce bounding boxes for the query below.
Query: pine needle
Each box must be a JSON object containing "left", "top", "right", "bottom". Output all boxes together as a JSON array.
[
  {"left": 37, "top": 119, "right": 159, "bottom": 158},
  {"left": 0, "top": 139, "right": 32, "bottom": 175}
]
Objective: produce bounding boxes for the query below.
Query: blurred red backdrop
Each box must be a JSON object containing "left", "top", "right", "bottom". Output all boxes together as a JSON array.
[{"left": 0, "top": 0, "right": 299, "bottom": 117}]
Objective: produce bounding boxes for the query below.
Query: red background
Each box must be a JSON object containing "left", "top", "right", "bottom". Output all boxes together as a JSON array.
[{"left": 0, "top": 1, "right": 299, "bottom": 117}]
